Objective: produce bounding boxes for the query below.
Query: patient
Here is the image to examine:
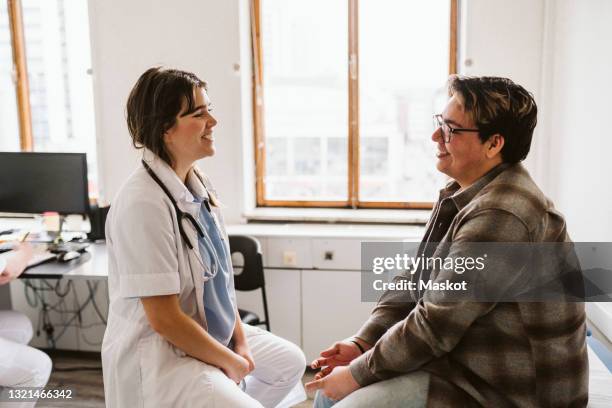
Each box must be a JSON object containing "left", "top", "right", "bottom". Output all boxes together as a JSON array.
[
  {"left": 307, "top": 76, "right": 588, "bottom": 407},
  {"left": 0, "top": 244, "right": 53, "bottom": 408}
]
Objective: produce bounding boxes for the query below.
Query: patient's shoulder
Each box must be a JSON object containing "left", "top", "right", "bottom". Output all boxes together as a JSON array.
[
  {"left": 471, "top": 164, "right": 551, "bottom": 218},
  {"left": 459, "top": 164, "right": 566, "bottom": 241}
]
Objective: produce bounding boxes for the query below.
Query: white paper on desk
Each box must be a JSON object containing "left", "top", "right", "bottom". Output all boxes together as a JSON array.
[{"left": 27, "top": 251, "right": 57, "bottom": 267}]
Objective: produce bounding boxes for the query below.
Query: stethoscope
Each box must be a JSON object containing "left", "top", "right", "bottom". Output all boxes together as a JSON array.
[
  {"left": 142, "top": 160, "right": 221, "bottom": 278},
  {"left": 142, "top": 160, "right": 208, "bottom": 249}
]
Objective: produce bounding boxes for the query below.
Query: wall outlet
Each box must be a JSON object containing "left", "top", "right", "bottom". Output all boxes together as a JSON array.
[{"left": 282, "top": 250, "right": 297, "bottom": 267}]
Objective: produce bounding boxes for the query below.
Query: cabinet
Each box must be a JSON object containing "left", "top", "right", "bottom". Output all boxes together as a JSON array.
[
  {"left": 236, "top": 267, "right": 376, "bottom": 361},
  {"left": 301, "top": 270, "right": 376, "bottom": 361},
  {"left": 230, "top": 224, "right": 425, "bottom": 361},
  {"left": 235, "top": 268, "right": 302, "bottom": 347},
  {"left": 234, "top": 236, "right": 384, "bottom": 361}
]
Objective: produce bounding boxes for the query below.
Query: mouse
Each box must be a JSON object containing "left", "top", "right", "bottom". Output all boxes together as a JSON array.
[{"left": 58, "top": 251, "right": 82, "bottom": 262}]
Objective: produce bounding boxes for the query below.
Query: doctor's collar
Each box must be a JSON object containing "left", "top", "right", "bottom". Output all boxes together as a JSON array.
[{"left": 141, "top": 150, "right": 202, "bottom": 207}]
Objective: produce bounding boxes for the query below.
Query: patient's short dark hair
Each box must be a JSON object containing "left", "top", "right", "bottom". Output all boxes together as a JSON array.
[
  {"left": 126, "top": 67, "right": 207, "bottom": 165},
  {"left": 448, "top": 75, "right": 538, "bottom": 163}
]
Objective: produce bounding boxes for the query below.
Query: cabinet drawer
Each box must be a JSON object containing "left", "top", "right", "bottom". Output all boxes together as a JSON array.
[
  {"left": 265, "top": 238, "right": 313, "bottom": 269},
  {"left": 312, "top": 239, "right": 363, "bottom": 270}
]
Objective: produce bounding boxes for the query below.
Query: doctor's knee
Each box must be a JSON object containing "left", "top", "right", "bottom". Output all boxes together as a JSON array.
[
  {"left": 26, "top": 349, "right": 53, "bottom": 388},
  {"left": 282, "top": 341, "right": 307, "bottom": 383}
]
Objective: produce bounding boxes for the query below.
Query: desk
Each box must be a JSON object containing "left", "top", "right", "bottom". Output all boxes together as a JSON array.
[
  {"left": 8, "top": 242, "right": 109, "bottom": 350},
  {"left": 1, "top": 216, "right": 107, "bottom": 280},
  {"left": 22, "top": 243, "right": 108, "bottom": 280}
]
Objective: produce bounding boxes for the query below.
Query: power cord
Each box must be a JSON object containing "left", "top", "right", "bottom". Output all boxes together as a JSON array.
[{"left": 22, "top": 278, "right": 108, "bottom": 348}]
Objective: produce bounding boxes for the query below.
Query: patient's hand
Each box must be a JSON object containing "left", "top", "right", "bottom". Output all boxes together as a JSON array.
[
  {"left": 0, "top": 243, "right": 33, "bottom": 285},
  {"left": 310, "top": 338, "right": 371, "bottom": 380},
  {"left": 305, "top": 365, "right": 360, "bottom": 401}
]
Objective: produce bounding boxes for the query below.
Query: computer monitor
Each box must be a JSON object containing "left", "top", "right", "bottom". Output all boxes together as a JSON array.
[{"left": 0, "top": 152, "right": 90, "bottom": 215}]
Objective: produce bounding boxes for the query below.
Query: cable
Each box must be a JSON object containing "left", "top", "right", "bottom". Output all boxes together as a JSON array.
[
  {"left": 23, "top": 280, "right": 82, "bottom": 313},
  {"left": 87, "top": 281, "right": 107, "bottom": 325},
  {"left": 23, "top": 277, "right": 106, "bottom": 347},
  {"left": 51, "top": 288, "right": 95, "bottom": 342},
  {"left": 49, "top": 321, "right": 106, "bottom": 330}
]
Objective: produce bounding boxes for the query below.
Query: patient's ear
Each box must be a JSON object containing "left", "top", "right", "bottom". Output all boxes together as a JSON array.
[{"left": 486, "top": 134, "right": 504, "bottom": 159}]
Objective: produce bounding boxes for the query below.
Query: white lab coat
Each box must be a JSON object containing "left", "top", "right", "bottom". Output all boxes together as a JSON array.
[{"left": 101, "top": 155, "right": 233, "bottom": 407}]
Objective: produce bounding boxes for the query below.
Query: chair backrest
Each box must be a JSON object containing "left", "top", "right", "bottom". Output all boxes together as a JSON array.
[{"left": 229, "top": 235, "right": 265, "bottom": 291}]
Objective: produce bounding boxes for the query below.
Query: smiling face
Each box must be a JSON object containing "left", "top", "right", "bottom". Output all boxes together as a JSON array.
[
  {"left": 163, "top": 86, "right": 217, "bottom": 167},
  {"left": 432, "top": 94, "right": 504, "bottom": 188}
]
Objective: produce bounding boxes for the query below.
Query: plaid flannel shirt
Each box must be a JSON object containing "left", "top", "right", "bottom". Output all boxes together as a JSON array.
[{"left": 350, "top": 163, "right": 588, "bottom": 407}]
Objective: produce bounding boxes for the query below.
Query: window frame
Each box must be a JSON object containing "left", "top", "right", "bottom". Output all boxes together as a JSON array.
[
  {"left": 6, "top": 0, "right": 33, "bottom": 151},
  {"left": 251, "top": 0, "right": 458, "bottom": 209}
]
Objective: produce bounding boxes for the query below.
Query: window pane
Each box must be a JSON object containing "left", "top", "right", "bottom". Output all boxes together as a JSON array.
[
  {"left": 359, "top": 0, "right": 450, "bottom": 202},
  {"left": 21, "top": 0, "right": 98, "bottom": 198},
  {"left": 0, "top": 3, "right": 20, "bottom": 152},
  {"left": 261, "top": 0, "right": 348, "bottom": 201}
]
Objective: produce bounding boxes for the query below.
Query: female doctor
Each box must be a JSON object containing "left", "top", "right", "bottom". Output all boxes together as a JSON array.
[{"left": 102, "top": 67, "right": 306, "bottom": 408}]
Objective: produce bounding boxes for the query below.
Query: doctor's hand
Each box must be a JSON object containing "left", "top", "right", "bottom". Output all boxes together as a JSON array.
[
  {"left": 222, "top": 352, "right": 250, "bottom": 384},
  {"left": 310, "top": 338, "right": 370, "bottom": 380},
  {"left": 233, "top": 341, "right": 255, "bottom": 373},
  {"left": 305, "top": 365, "right": 361, "bottom": 402}
]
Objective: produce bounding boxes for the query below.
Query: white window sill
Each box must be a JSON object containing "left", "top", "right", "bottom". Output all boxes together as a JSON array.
[
  {"left": 227, "top": 222, "right": 426, "bottom": 240},
  {"left": 242, "top": 207, "right": 431, "bottom": 225}
]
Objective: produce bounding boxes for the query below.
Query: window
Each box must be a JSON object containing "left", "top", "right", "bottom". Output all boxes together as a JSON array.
[
  {"left": 0, "top": 0, "right": 97, "bottom": 197},
  {"left": 252, "top": 0, "right": 457, "bottom": 209}
]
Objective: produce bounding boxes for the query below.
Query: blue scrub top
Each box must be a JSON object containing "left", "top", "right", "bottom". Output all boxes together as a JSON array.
[{"left": 191, "top": 193, "right": 236, "bottom": 346}]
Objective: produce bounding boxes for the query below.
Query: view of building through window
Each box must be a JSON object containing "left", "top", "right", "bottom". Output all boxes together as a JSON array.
[
  {"left": 259, "top": 0, "right": 452, "bottom": 205},
  {"left": 0, "top": 0, "right": 97, "bottom": 197},
  {"left": 359, "top": 0, "right": 449, "bottom": 202},
  {"left": 261, "top": 0, "right": 348, "bottom": 201}
]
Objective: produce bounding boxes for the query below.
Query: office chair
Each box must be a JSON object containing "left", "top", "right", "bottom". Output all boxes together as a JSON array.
[{"left": 229, "top": 235, "right": 270, "bottom": 331}]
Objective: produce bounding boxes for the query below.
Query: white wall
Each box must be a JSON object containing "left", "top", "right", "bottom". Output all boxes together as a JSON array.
[
  {"left": 459, "top": 0, "right": 548, "bottom": 189},
  {"left": 542, "top": 0, "right": 612, "bottom": 242},
  {"left": 459, "top": 0, "right": 612, "bottom": 241},
  {"left": 89, "top": 0, "right": 247, "bottom": 223},
  {"left": 459, "top": 0, "right": 545, "bottom": 95}
]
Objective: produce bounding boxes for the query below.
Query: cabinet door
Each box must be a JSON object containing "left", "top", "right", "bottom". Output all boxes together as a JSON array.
[
  {"left": 235, "top": 268, "right": 302, "bottom": 347},
  {"left": 301, "top": 270, "right": 376, "bottom": 361}
]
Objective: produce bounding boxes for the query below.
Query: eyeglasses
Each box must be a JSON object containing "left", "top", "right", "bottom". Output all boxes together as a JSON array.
[{"left": 433, "top": 114, "right": 479, "bottom": 143}]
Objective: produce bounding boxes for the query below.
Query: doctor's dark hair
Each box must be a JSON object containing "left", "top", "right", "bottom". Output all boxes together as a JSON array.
[
  {"left": 447, "top": 75, "right": 538, "bottom": 163},
  {"left": 126, "top": 67, "right": 208, "bottom": 165}
]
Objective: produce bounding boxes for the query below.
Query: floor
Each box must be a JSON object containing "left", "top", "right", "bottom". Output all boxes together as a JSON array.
[
  {"left": 39, "top": 350, "right": 316, "bottom": 408},
  {"left": 38, "top": 350, "right": 104, "bottom": 408}
]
